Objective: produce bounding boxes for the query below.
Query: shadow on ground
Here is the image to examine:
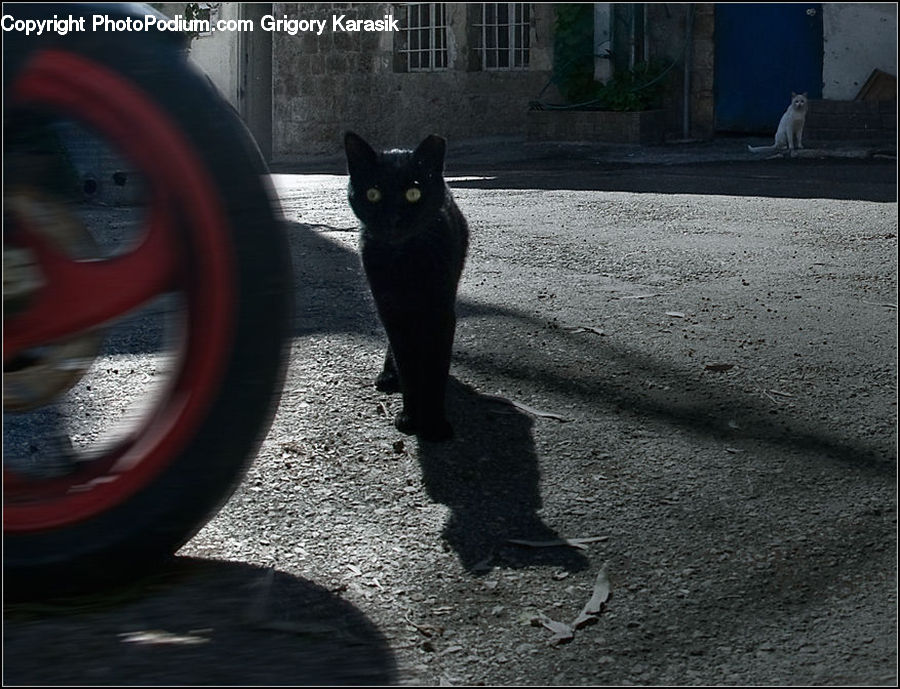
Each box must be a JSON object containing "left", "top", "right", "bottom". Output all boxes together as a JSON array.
[
  {"left": 3, "top": 557, "right": 396, "bottom": 686},
  {"left": 271, "top": 148, "right": 897, "bottom": 203},
  {"left": 446, "top": 158, "right": 897, "bottom": 203},
  {"left": 453, "top": 300, "right": 896, "bottom": 476},
  {"left": 285, "top": 221, "right": 590, "bottom": 572},
  {"left": 417, "top": 377, "right": 590, "bottom": 574},
  {"left": 288, "top": 220, "right": 895, "bottom": 478}
]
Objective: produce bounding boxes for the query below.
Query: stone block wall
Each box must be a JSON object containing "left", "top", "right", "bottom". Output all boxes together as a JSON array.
[
  {"left": 647, "top": 3, "right": 715, "bottom": 141},
  {"left": 272, "top": 2, "right": 554, "bottom": 158},
  {"left": 688, "top": 5, "right": 716, "bottom": 140},
  {"left": 526, "top": 109, "right": 666, "bottom": 144},
  {"left": 805, "top": 99, "right": 897, "bottom": 141}
]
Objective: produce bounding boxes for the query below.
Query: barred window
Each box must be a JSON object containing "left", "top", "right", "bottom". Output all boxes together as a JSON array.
[
  {"left": 395, "top": 3, "right": 449, "bottom": 72},
  {"left": 474, "top": 3, "right": 530, "bottom": 70}
]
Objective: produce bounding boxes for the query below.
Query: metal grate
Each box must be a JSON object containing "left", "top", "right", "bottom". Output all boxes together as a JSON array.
[
  {"left": 397, "top": 3, "right": 449, "bottom": 72},
  {"left": 474, "top": 3, "right": 530, "bottom": 71}
]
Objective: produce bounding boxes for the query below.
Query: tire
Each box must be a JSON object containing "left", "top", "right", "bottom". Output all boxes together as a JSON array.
[{"left": 3, "top": 4, "right": 292, "bottom": 598}]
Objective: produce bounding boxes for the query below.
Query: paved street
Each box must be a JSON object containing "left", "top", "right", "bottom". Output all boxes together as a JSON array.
[
  {"left": 448, "top": 156, "right": 895, "bottom": 201},
  {"left": 274, "top": 135, "right": 897, "bottom": 201},
  {"left": 6, "top": 140, "right": 897, "bottom": 685}
]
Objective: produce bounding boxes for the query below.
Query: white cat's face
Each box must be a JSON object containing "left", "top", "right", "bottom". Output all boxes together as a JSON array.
[{"left": 790, "top": 92, "right": 808, "bottom": 111}]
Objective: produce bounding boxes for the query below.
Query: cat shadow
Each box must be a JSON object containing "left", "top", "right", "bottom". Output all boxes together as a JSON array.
[
  {"left": 282, "top": 220, "right": 588, "bottom": 574},
  {"left": 415, "top": 377, "right": 590, "bottom": 575}
]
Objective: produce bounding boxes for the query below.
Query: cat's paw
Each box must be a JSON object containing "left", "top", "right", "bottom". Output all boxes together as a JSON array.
[
  {"left": 418, "top": 418, "right": 454, "bottom": 443},
  {"left": 393, "top": 412, "right": 453, "bottom": 441},
  {"left": 375, "top": 371, "right": 401, "bottom": 393},
  {"left": 394, "top": 411, "right": 417, "bottom": 435}
]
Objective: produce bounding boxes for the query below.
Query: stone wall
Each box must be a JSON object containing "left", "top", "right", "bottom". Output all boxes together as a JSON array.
[
  {"left": 526, "top": 109, "right": 666, "bottom": 144},
  {"left": 647, "top": 3, "right": 715, "bottom": 141},
  {"left": 272, "top": 2, "right": 554, "bottom": 158},
  {"left": 805, "top": 99, "right": 897, "bottom": 141},
  {"left": 688, "top": 5, "right": 716, "bottom": 140}
]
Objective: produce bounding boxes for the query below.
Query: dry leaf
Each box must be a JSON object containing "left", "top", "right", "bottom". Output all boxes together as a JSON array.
[
  {"left": 665, "top": 311, "right": 686, "bottom": 318},
  {"left": 572, "top": 567, "right": 611, "bottom": 629},
  {"left": 508, "top": 538, "right": 569, "bottom": 549},
  {"left": 540, "top": 615, "right": 574, "bottom": 645},
  {"left": 404, "top": 612, "right": 443, "bottom": 638},
  {"left": 567, "top": 325, "right": 606, "bottom": 336},
  {"left": 507, "top": 535, "right": 608, "bottom": 551},
  {"left": 567, "top": 535, "right": 609, "bottom": 548},
  {"left": 619, "top": 292, "right": 667, "bottom": 300},
  {"left": 484, "top": 395, "right": 570, "bottom": 423}
]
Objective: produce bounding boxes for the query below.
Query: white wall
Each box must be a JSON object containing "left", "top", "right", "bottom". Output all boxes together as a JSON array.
[
  {"left": 823, "top": 3, "right": 897, "bottom": 100},
  {"left": 187, "top": 3, "right": 241, "bottom": 106},
  {"left": 593, "top": 3, "right": 612, "bottom": 82}
]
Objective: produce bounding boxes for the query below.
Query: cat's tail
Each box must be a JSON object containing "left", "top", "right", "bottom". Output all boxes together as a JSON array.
[{"left": 747, "top": 143, "right": 778, "bottom": 153}]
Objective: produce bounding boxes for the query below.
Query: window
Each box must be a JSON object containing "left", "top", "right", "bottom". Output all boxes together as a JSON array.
[
  {"left": 396, "top": 3, "right": 449, "bottom": 72},
  {"left": 474, "top": 3, "right": 530, "bottom": 71}
]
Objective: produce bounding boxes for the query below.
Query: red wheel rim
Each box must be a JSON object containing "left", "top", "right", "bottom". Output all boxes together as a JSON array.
[{"left": 4, "top": 49, "right": 235, "bottom": 531}]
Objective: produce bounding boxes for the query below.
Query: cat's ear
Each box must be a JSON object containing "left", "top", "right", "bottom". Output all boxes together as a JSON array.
[
  {"left": 344, "top": 131, "right": 377, "bottom": 176},
  {"left": 412, "top": 134, "right": 446, "bottom": 177}
]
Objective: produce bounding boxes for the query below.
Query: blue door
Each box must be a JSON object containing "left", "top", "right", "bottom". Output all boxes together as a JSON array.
[{"left": 714, "top": 4, "right": 823, "bottom": 133}]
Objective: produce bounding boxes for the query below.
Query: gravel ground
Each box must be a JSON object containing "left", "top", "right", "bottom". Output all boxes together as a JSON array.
[{"left": 4, "top": 157, "right": 897, "bottom": 686}]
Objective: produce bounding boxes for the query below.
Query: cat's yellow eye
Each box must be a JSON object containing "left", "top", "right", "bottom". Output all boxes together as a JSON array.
[
  {"left": 366, "top": 188, "right": 381, "bottom": 203},
  {"left": 405, "top": 187, "right": 422, "bottom": 203}
]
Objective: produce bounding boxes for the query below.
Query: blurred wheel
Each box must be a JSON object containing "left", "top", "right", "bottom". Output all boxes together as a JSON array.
[{"left": 3, "top": 5, "right": 292, "bottom": 597}]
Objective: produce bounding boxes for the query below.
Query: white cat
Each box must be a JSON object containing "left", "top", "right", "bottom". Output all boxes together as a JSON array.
[{"left": 748, "top": 92, "right": 808, "bottom": 154}]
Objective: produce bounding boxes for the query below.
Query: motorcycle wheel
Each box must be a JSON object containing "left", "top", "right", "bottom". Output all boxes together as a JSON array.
[{"left": 3, "top": 10, "right": 292, "bottom": 598}]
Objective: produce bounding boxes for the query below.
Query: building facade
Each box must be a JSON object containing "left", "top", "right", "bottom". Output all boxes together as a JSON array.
[
  {"left": 170, "top": 3, "right": 896, "bottom": 159},
  {"left": 270, "top": 2, "right": 555, "bottom": 156}
]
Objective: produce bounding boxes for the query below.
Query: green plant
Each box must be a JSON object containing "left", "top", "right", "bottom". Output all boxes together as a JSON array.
[
  {"left": 550, "top": 4, "right": 668, "bottom": 111},
  {"left": 552, "top": 4, "right": 596, "bottom": 104},
  {"left": 182, "top": 3, "right": 204, "bottom": 42},
  {"left": 595, "top": 60, "right": 668, "bottom": 111}
]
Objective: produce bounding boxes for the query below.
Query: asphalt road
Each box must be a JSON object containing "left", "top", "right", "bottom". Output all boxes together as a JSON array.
[
  {"left": 274, "top": 137, "right": 898, "bottom": 202},
  {"left": 449, "top": 158, "right": 896, "bottom": 202},
  {"left": 5, "top": 149, "right": 897, "bottom": 686}
]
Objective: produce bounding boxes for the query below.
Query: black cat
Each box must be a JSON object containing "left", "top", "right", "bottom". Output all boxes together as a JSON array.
[{"left": 344, "top": 131, "right": 469, "bottom": 441}]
